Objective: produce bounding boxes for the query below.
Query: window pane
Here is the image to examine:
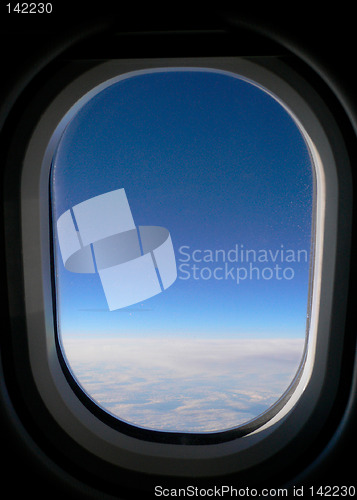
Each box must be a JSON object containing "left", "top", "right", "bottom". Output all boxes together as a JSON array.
[{"left": 51, "top": 68, "right": 314, "bottom": 433}]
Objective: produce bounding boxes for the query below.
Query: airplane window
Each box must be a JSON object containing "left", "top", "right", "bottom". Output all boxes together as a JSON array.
[{"left": 51, "top": 68, "right": 314, "bottom": 434}]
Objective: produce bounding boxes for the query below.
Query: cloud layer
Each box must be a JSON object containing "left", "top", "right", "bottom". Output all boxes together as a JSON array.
[{"left": 61, "top": 336, "right": 305, "bottom": 433}]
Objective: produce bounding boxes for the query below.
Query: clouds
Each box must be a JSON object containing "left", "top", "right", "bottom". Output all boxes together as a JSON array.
[{"left": 61, "top": 336, "right": 304, "bottom": 432}]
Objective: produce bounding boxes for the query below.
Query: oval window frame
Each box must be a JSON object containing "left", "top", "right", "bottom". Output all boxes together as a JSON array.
[{"left": 19, "top": 56, "right": 351, "bottom": 477}]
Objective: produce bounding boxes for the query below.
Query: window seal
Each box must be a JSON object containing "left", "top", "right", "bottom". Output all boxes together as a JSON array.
[{"left": 49, "top": 62, "right": 314, "bottom": 446}]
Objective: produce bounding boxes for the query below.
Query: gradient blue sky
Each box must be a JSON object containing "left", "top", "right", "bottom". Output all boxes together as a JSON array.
[{"left": 51, "top": 68, "right": 313, "bottom": 340}]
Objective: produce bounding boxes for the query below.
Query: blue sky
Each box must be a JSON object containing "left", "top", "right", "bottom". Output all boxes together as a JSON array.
[
  {"left": 52, "top": 68, "right": 313, "bottom": 340},
  {"left": 51, "top": 67, "right": 314, "bottom": 432}
]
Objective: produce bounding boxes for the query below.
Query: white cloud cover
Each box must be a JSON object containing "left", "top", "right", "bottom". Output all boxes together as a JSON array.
[{"left": 61, "top": 336, "right": 305, "bottom": 432}]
